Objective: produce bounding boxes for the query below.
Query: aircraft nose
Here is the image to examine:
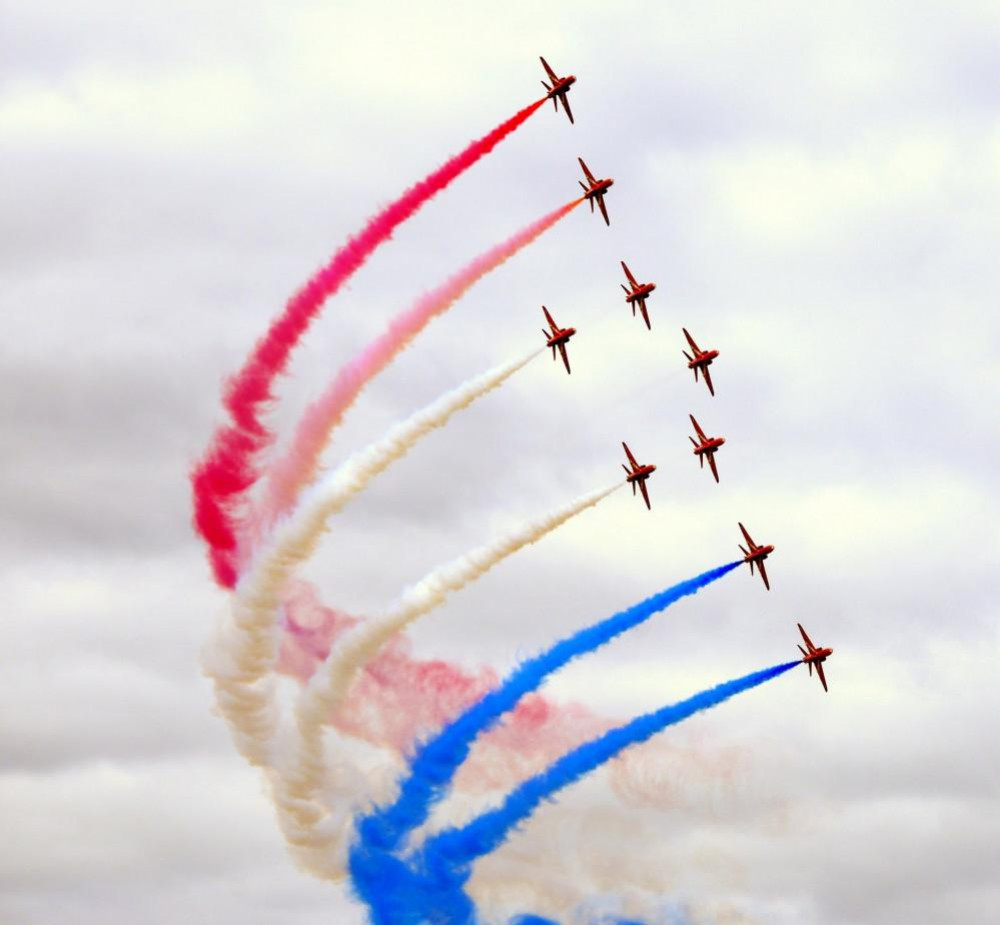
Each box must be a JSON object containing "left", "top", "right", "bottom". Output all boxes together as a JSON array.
[{"left": 607, "top": 179, "right": 615, "bottom": 187}]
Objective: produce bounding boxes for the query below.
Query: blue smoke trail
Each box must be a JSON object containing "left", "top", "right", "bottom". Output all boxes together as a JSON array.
[
  {"left": 357, "top": 561, "right": 741, "bottom": 859},
  {"left": 348, "top": 658, "right": 793, "bottom": 924},
  {"left": 415, "top": 661, "right": 799, "bottom": 910}
]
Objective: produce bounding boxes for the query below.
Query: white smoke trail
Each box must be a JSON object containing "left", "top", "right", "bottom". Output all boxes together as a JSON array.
[
  {"left": 279, "top": 479, "right": 624, "bottom": 871},
  {"left": 202, "top": 346, "right": 545, "bottom": 872}
]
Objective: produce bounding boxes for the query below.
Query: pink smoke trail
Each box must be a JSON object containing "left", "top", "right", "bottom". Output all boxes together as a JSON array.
[
  {"left": 255, "top": 197, "right": 584, "bottom": 536},
  {"left": 191, "top": 98, "right": 547, "bottom": 589},
  {"left": 276, "top": 581, "right": 612, "bottom": 789}
]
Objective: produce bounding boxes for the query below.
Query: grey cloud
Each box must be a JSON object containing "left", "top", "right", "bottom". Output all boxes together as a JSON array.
[{"left": 4, "top": 2, "right": 1000, "bottom": 923}]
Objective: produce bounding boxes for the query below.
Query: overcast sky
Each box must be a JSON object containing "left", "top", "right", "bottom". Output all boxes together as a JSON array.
[{"left": 3, "top": 1, "right": 999, "bottom": 923}]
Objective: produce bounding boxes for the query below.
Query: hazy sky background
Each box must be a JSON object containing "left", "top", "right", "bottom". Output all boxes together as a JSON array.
[{"left": 3, "top": 1, "right": 999, "bottom": 923}]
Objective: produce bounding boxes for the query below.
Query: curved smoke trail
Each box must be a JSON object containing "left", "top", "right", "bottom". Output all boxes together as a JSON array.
[
  {"left": 357, "top": 562, "right": 742, "bottom": 858},
  {"left": 191, "top": 97, "right": 547, "bottom": 588},
  {"left": 276, "top": 582, "right": 615, "bottom": 788},
  {"left": 256, "top": 197, "right": 584, "bottom": 534},
  {"left": 204, "top": 345, "right": 544, "bottom": 770},
  {"left": 351, "top": 662, "right": 799, "bottom": 923},
  {"left": 278, "top": 481, "right": 624, "bottom": 871}
]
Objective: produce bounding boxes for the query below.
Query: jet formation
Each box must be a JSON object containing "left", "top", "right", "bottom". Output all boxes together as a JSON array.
[{"left": 536, "top": 55, "right": 832, "bottom": 689}]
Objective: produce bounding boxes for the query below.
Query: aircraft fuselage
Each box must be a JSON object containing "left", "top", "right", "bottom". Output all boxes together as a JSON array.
[
  {"left": 693, "top": 438, "right": 725, "bottom": 455},
  {"left": 547, "top": 75, "right": 576, "bottom": 97},
  {"left": 745, "top": 545, "right": 774, "bottom": 563},
  {"left": 688, "top": 349, "right": 719, "bottom": 369},
  {"left": 625, "top": 283, "right": 655, "bottom": 302},
  {"left": 546, "top": 327, "right": 575, "bottom": 348},
  {"left": 802, "top": 648, "right": 833, "bottom": 666},
  {"left": 585, "top": 179, "right": 614, "bottom": 200}
]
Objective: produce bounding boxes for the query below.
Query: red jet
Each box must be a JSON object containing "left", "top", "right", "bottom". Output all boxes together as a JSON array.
[
  {"left": 620, "top": 261, "right": 656, "bottom": 329},
  {"left": 540, "top": 56, "right": 576, "bottom": 124},
  {"left": 738, "top": 522, "right": 775, "bottom": 590},
  {"left": 578, "top": 157, "right": 614, "bottom": 226},
  {"left": 541, "top": 306, "right": 575, "bottom": 374},
  {"left": 682, "top": 328, "right": 720, "bottom": 396},
  {"left": 797, "top": 624, "right": 833, "bottom": 692},
  {"left": 688, "top": 414, "right": 725, "bottom": 483},
  {"left": 621, "top": 442, "right": 656, "bottom": 510}
]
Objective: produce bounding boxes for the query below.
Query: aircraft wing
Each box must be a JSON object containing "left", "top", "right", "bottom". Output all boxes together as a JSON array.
[
  {"left": 707, "top": 452, "right": 720, "bottom": 483},
  {"left": 757, "top": 559, "right": 770, "bottom": 590},
  {"left": 815, "top": 660, "right": 829, "bottom": 692},
  {"left": 689, "top": 414, "right": 708, "bottom": 441},
  {"left": 638, "top": 478, "right": 651, "bottom": 510},
  {"left": 739, "top": 522, "right": 756, "bottom": 548},
  {"left": 621, "top": 261, "right": 639, "bottom": 289},
  {"left": 622, "top": 442, "right": 639, "bottom": 469},
  {"left": 542, "top": 305, "right": 558, "bottom": 332},
  {"left": 540, "top": 56, "right": 559, "bottom": 82},
  {"left": 638, "top": 300, "right": 651, "bottom": 330},
  {"left": 682, "top": 327, "right": 701, "bottom": 353},
  {"left": 578, "top": 156, "right": 597, "bottom": 184},
  {"left": 798, "top": 623, "right": 816, "bottom": 652},
  {"left": 560, "top": 93, "right": 574, "bottom": 124},
  {"left": 596, "top": 194, "right": 610, "bottom": 226},
  {"left": 558, "top": 342, "right": 571, "bottom": 374},
  {"left": 702, "top": 364, "right": 715, "bottom": 396}
]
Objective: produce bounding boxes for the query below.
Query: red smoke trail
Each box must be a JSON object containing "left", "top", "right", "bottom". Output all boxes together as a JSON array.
[
  {"left": 191, "top": 98, "right": 547, "bottom": 588},
  {"left": 254, "top": 197, "right": 583, "bottom": 536}
]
